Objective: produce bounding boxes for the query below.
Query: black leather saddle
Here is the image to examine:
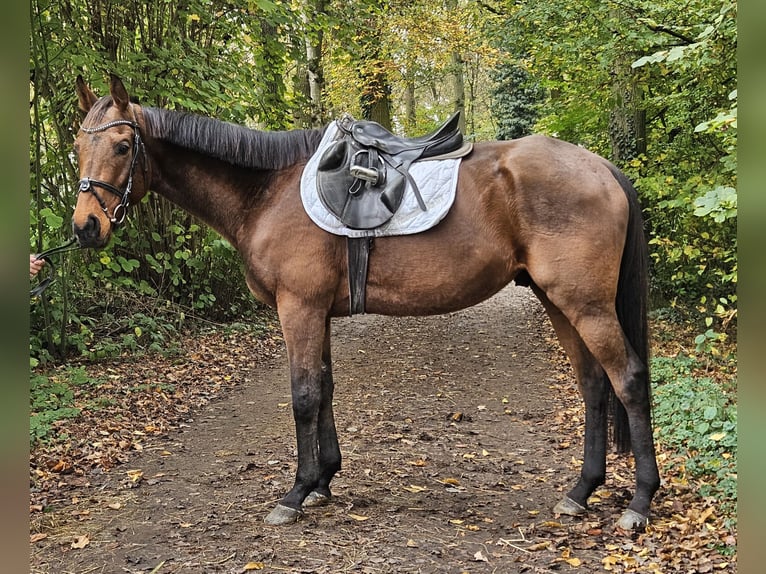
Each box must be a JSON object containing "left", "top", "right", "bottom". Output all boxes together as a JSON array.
[{"left": 316, "top": 112, "right": 465, "bottom": 230}]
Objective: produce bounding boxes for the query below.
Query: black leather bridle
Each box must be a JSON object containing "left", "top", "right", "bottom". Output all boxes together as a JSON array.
[{"left": 78, "top": 116, "right": 147, "bottom": 226}]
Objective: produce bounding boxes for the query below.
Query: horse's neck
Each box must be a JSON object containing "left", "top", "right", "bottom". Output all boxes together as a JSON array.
[{"left": 148, "top": 144, "right": 259, "bottom": 247}]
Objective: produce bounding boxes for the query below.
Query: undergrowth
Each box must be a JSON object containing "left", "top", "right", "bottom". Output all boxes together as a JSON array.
[
  {"left": 650, "top": 354, "right": 737, "bottom": 522},
  {"left": 30, "top": 366, "right": 103, "bottom": 445}
]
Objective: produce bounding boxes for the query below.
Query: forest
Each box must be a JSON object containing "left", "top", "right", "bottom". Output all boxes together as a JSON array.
[{"left": 29, "top": 0, "right": 737, "bottom": 567}]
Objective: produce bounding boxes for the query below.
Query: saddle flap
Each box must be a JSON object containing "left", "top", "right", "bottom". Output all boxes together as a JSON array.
[{"left": 316, "top": 136, "right": 407, "bottom": 230}]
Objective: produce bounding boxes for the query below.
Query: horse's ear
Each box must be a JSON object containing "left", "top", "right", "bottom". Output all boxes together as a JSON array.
[
  {"left": 109, "top": 74, "right": 130, "bottom": 112},
  {"left": 75, "top": 74, "right": 98, "bottom": 114}
]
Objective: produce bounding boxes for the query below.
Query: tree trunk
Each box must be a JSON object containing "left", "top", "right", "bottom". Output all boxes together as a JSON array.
[
  {"left": 608, "top": 9, "right": 646, "bottom": 162},
  {"left": 450, "top": 51, "right": 466, "bottom": 133},
  {"left": 302, "top": 0, "right": 326, "bottom": 126}
]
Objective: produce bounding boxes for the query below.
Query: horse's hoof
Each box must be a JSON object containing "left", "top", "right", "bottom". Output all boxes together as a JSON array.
[
  {"left": 616, "top": 508, "right": 648, "bottom": 530},
  {"left": 553, "top": 496, "right": 587, "bottom": 516},
  {"left": 264, "top": 504, "right": 303, "bottom": 525},
  {"left": 303, "top": 491, "right": 331, "bottom": 508}
]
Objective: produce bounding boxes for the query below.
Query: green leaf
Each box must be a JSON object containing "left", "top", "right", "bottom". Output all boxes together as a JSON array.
[
  {"left": 703, "top": 406, "right": 718, "bottom": 420},
  {"left": 39, "top": 208, "right": 64, "bottom": 229}
]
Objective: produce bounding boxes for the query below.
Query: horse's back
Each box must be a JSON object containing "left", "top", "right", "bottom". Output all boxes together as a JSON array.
[{"left": 360, "top": 135, "right": 630, "bottom": 316}]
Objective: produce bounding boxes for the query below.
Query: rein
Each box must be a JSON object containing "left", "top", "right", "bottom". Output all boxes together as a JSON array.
[
  {"left": 78, "top": 117, "right": 147, "bottom": 226},
  {"left": 30, "top": 238, "right": 81, "bottom": 297}
]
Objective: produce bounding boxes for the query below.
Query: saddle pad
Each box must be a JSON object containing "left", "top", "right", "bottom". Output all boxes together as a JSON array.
[{"left": 301, "top": 121, "right": 461, "bottom": 238}]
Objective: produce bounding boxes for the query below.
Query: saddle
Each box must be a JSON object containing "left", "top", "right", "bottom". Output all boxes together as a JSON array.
[{"left": 316, "top": 112, "right": 466, "bottom": 230}]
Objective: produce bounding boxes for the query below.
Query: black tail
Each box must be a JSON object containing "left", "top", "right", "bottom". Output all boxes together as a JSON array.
[{"left": 606, "top": 163, "right": 650, "bottom": 454}]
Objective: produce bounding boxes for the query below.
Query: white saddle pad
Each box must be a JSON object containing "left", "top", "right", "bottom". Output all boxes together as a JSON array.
[{"left": 300, "top": 121, "right": 462, "bottom": 238}]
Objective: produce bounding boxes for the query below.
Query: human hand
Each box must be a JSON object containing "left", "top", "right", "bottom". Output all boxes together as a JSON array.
[{"left": 30, "top": 254, "right": 45, "bottom": 278}]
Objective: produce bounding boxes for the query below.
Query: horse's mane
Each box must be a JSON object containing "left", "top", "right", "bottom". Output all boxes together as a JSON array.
[{"left": 140, "top": 106, "right": 326, "bottom": 170}]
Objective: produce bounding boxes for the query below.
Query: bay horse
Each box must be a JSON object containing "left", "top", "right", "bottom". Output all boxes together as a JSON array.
[{"left": 70, "top": 75, "right": 659, "bottom": 529}]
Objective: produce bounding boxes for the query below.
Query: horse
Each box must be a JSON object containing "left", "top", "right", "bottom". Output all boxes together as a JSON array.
[{"left": 69, "top": 75, "right": 659, "bottom": 529}]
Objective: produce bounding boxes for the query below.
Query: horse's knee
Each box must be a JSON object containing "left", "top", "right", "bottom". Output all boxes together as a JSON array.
[{"left": 291, "top": 370, "right": 322, "bottom": 422}]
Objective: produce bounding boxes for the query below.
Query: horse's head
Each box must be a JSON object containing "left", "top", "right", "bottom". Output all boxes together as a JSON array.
[{"left": 72, "top": 75, "right": 149, "bottom": 248}]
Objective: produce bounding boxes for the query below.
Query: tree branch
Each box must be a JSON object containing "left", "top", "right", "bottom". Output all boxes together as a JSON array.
[{"left": 644, "top": 22, "right": 696, "bottom": 45}]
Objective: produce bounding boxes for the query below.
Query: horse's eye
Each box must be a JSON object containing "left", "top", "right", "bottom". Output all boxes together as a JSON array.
[{"left": 116, "top": 142, "right": 131, "bottom": 155}]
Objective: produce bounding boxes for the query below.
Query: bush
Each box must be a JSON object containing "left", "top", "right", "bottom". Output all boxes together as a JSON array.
[{"left": 651, "top": 355, "right": 737, "bottom": 515}]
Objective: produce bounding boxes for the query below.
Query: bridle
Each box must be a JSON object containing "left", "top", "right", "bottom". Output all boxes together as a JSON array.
[{"left": 78, "top": 113, "right": 148, "bottom": 226}]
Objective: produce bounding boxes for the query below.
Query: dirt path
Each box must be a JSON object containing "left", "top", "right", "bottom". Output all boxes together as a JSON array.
[{"left": 31, "top": 285, "right": 627, "bottom": 574}]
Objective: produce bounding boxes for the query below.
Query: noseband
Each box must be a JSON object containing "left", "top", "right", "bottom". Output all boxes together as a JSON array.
[{"left": 79, "top": 117, "right": 147, "bottom": 225}]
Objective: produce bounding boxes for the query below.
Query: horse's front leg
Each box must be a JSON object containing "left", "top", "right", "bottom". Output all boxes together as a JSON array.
[
  {"left": 304, "top": 317, "right": 342, "bottom": 507},
  {"left": 265, "top": 304, "right": 329, "bottom": 525}
]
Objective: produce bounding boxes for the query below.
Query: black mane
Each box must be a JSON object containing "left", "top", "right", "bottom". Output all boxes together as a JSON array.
[{"left": 142, "top": 107, "right": 326, "bottom": 170}]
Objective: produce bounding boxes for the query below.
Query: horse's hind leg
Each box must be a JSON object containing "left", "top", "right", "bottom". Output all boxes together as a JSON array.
[
  {"left": 558, "top": 303, "right": 658, "bottom": 528},
  {"left": 532, "top": 286, "right": 609, "bottom": 516},
  {"left": 304, "top": 318, "right": 342, "bottom": 507},
  {"left": 530, "top": 273, "right": 659, "bottom": 528}
]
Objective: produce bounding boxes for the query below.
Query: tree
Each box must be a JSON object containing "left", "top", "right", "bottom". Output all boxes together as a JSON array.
[{"left": 490, "top": 63, "right": 542, "bottom": 140}]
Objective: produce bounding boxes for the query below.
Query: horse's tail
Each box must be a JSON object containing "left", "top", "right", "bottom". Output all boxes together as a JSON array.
[{"left": 606, "top": 163, "right": 650, "bottom": 454}]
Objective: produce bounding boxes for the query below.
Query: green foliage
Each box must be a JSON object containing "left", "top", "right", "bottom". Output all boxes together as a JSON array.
[
  {"left": 29, "top": 0, "right": 266, "bottom": 364},
  {"left": 30, "top": 366, "right": 101, "bottom": 444},
  {"left": 489, "top": 63, "right": 543, "bottom": 140},
  {"left": 651, "top": 355, "right": 737, "bottom": 514},
  {"left": 626, "top": 1, "right": 737, "bottom": 342}
]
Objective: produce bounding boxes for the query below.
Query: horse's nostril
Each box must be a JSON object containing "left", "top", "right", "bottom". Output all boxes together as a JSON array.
[
  {"left": 72, "top": 214, "right": 101, "bottom": 246},
  {"left": 87, "top": 215, "right": 100, "bottom": 236}
]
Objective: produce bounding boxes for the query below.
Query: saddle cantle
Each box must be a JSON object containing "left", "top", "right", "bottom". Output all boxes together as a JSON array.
[{"left": 316, "top": 112, "right": 465, "bottom": 230}]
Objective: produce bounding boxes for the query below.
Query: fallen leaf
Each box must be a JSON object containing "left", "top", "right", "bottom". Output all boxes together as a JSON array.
[
  {"left": 107, "top": 502, "right": 122, "bottom": 510},
  {"left": 30, "top": 533, "right": 48, "bottom": 543},
  {"left": 406, "top": 539, "right": 419, "bottom": 547},
  {"left": 527, "top": 541, "right": 551, "bottom": 551},
  {"left": 348, "top": 513, "right": 369, "bottom": 521},
  {"left": 540, "top": 520, "right": 563, "bottom": 528},
  {"left": 697, "top": 506, "right": 715, "bottom": 524},
  {"left": 243, "top": 562, "right": 265, "bottom": 571},
  {"left": 403, "top": 484, "right": 427, "bottom": 493},
  {"left": 126, "top": 469, "right": 143, "bottom": 483},
  {"left": 441, "top": 478, "right": 461, "bottom": 486},
  {"left": 71, "top": 534, "right": 90, "bottom": 549},
  {"left": 473, "top": 550, "right": 489, "bottom": 562}
]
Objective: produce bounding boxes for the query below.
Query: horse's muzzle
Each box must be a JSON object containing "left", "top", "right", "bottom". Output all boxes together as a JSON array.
[{"left": 72, "top": 215, "right": 105, "bottom": 248}]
